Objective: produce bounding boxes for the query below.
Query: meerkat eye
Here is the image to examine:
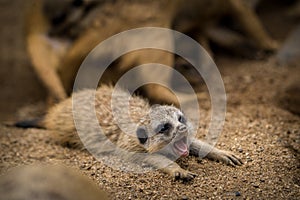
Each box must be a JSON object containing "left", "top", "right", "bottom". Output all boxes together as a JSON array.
[
  {"left": 178, "top": 115, "right": 186, "bottom": 124},
  {"left": 158, "top": 123, "right": 171, "bottom": 134}
]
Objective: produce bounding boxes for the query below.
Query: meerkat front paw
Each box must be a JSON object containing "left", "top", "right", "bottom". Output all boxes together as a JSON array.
[
  {"left": 173, "top": 168, "right": 197, "bottom": 181},
  {"left": 190, "top": 140, "right": 243, "bottom": 167},
  {"left": 209, "top": 149, "right": 243, "bottom": 167}
]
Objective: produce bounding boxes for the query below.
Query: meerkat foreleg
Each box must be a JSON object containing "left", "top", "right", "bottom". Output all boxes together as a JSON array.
[
  {"left": 189, "top": 139, "right": 243, "bottom": 166},
  {"left": 144, "top": 154, "right": 196, "bottom": 181}
]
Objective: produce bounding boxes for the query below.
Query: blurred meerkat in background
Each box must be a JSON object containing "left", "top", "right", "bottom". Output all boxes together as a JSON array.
[{"left": 25, "top": 0, "right": 278, "bottom": 107}]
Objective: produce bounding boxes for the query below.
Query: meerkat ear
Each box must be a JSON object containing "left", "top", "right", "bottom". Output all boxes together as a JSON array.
[{"left": 136, "top": 126, "right": 148, "bottom": 145}]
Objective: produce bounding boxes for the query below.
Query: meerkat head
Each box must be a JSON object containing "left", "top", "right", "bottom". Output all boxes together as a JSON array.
[{"left": 136, "top": 105, "right": 192, "bottom": 158}]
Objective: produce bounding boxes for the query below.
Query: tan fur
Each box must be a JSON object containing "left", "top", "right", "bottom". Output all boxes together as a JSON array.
[
  {"left": 44, "top": 85, "right": 148, "bottom": 150},
  {"left": 42, "top": 85, "right": 243, "bottom": 180}
]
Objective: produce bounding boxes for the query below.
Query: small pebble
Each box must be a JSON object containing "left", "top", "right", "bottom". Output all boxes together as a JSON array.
[
  {"left": 257, "top": 147, "right": 264, "bottom": 152},
  {"left": 235, "top": 191, "right": 241, "bottom": 196},
  {"left": 246, "top": 156, "right": 253, "bottom": 162},
  {"left": 182, "top": 195, "right": 189, "bottom": 200}
]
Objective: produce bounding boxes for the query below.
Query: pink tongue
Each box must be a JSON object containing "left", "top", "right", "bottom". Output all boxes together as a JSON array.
[{"left": 174, "top": 140, "right": 188, "bottom": 154}]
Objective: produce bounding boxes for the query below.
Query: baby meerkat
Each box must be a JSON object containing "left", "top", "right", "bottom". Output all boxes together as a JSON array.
[{"left": 17, "top": 85, "right": 242, "bottom": 180}]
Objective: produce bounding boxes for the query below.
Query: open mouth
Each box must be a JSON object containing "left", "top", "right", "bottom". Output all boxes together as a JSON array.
[{"left": 173, "top": 137, "right": 189, "bottom": 157}]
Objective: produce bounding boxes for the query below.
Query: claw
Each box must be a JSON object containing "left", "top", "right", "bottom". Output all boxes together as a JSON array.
[
  {"left": 229, "top": 154, "right": 243, "bottom": 166},
  {"left": 211, "top": 149, "right": 243, "bottom": 167},
  {"left": 227, "top": 158, "right": 236, "bottom": 167},
  {"left": 173, "top": 169, "right": 196, "bottom": 181}
]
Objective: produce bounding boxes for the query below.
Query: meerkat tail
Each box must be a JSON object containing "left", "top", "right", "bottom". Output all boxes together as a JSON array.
[{"left": 14, "top": 118, "right": 45, "bottom": 129}]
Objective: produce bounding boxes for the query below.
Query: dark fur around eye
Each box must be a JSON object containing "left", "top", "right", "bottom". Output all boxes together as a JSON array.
[
  {"left": 137, "top": 127, "right": 148, "bottom": 144},
  {"left": 178, "top": 115, "right": 186, "bottom": 124},
  {"left": 157, "top": 123, "right": 171, "bottom": 134}
]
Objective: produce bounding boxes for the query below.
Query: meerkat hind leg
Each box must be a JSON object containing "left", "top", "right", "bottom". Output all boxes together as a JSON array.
[{"left": 190, "top": 139, "right": 243, "bottom": 166}]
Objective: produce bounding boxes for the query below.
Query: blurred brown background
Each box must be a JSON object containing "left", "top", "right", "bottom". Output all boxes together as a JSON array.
[{"left": 0, "top": 0, "right": 46, "bottom": 121}]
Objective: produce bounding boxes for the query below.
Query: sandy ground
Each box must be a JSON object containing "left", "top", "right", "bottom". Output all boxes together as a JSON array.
[{"left": 0, "top": 0, "right": 299, "bottom": 199}]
